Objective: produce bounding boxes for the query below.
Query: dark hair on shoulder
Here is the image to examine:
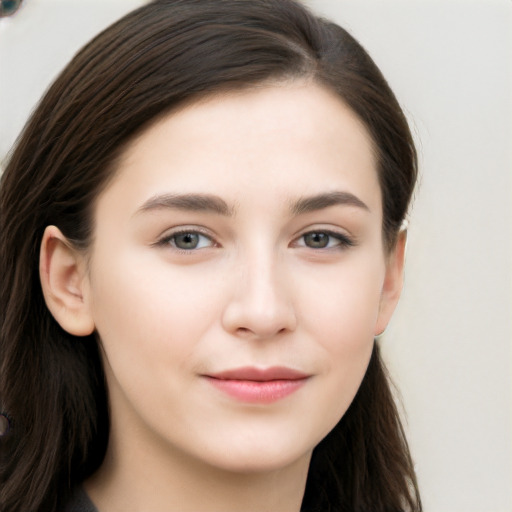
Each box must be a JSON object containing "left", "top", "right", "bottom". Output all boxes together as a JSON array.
[{"left": 0, "top": 1, "right": 421, "bottom": 510}]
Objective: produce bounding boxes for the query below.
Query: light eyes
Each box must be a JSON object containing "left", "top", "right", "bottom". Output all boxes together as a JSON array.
[
  {"left": 169, "top": 232, "right": 214, "bottom": 250},
  {"left": 158, "top": 229, "right": 353, "bottom": 252},
  {"left": 295, "top": 231, "right": 353, "bottom": 250}
]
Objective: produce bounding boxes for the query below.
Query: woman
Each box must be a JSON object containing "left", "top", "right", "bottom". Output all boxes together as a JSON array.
[{"left": 0, "top": 1, "right": 421, "bottom": 510}]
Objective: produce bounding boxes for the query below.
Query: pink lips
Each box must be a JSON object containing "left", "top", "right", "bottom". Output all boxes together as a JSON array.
[{"left": 204, "top": 367, "right": 310, "bottom": 404}]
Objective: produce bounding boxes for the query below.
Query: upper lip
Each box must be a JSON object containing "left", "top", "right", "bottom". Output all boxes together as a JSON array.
[{"left": 205, "top": 366, "right": 310, "bottom": 381}]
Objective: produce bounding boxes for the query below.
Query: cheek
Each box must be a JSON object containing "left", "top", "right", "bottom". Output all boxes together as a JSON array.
[
  {"left": 295, "top": 256, "right": 383, "bottom": 425},
  {"left": 87, "top": 249, "right": 222, "bottom": 386},
  {"left": 299, "top": 256, "right": 384, "bottom": 353}
]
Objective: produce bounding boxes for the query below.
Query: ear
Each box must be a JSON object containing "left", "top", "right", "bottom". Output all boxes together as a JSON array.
[
  {"left": 374, "top": 230, "right": 407, "bottom": 337},
  {"left": 39, "top": 226, "right": 95, "bottom": 336}
]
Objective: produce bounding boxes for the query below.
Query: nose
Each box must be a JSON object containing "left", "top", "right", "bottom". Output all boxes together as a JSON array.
[{"left": 221, "top": 252, "right": 297, "bottom": 340}]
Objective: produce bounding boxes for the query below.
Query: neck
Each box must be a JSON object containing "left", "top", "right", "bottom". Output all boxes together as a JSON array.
[{"left": 85, "top": 422, "right": 311, "bottom": 512}]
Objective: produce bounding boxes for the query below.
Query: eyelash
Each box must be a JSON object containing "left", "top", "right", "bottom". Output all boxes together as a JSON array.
[
  {"left": 155, "top": 228, "right": 354, "bottom": 253},
  {"left": 155, "top": 229, "right": 216, "bottom": 253},
  {"left": 294, "top": 230, "right": 355, "bottom": 250}
]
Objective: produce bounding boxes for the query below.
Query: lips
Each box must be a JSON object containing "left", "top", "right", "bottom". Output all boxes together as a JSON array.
[
  {"left": 203, "top": 366, "right": 310, "bottom": 404},
  {"left": 209, "top": 366, "right": 310, "bottom": 381}
]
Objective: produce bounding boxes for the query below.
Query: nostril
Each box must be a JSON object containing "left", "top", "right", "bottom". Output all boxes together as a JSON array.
[{"left": 221, "top": 277, "right": 297, "bottom": 339}]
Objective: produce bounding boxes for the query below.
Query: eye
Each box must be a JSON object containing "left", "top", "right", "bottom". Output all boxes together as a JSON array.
[
  {"left": 296, "top": 230, "right": 354, "bottom": 250},
  {"left": 159, "top": 230, "right": 215, "bottom": 251}
]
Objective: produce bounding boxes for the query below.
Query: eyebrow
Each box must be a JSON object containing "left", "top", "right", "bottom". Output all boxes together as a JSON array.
[
  {"left": 290, "top": 191, "right": 370, "bottom": 215},
  {"left": 136, "top": 190, "right": 369, "bottom": 218},
  {"left": 137, "top": 193, "right": 234, "bottom": 216}
]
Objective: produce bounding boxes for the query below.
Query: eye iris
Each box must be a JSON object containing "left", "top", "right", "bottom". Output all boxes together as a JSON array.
[
  {"left": 304, "top": 232, "right": 329, "bottom": 248},
  {"left": 174, "top": 233, "right": 199, "bottom": 249}
]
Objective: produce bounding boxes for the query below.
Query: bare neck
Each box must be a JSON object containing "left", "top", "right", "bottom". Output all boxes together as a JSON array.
[{"left": 84, "top": 432, "right": 311, "bottom": 512}]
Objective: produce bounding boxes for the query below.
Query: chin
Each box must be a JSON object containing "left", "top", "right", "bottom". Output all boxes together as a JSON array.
[{"left": 194, "top": 435, "right": 315, "bottom": 475}]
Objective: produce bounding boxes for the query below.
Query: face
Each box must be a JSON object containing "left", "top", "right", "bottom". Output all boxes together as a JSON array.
[{"left": 79, "top": 83, "right": 401, "bottom": 473}]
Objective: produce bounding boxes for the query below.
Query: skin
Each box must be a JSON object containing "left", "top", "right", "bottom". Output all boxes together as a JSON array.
[{"left": 40, "top": 81, "right": 406, "bottom": 512}]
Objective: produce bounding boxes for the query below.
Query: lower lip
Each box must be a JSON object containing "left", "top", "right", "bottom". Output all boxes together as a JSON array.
[{"left": 205, "top": 377, "right": 307, "bottom": 404}]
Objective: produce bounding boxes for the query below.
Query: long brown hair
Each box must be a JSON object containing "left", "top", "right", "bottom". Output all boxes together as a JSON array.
[{"left": 0, "top": 1, "right": 421, "bottom": 510}]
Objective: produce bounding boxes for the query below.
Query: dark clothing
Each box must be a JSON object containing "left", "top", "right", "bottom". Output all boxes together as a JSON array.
[{"left": 62, "top": 487, "right": 98, "bottom": 512}]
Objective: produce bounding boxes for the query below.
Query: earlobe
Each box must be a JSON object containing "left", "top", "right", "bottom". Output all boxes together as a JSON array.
[
  {"left": 39, "top": 226, "right": 95, "bottom": 336},
  {"left": 374, "top": 230, "right": 407, "bottom": 337}
]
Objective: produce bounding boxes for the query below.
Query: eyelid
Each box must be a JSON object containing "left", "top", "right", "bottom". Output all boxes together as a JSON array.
[
  {"left": 153, "top": 226, "right": 219, "bottom": 250},
  {"left": 152, "top": 225, "right": 355, "bottom": 252},
  {"left": 292, "top": 228, "right": 356, "bottom": 249}
]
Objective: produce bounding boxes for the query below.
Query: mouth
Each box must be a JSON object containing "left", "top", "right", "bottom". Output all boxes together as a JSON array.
[{"left": 202, "top": 366, "right": 311, "bottom": 404}]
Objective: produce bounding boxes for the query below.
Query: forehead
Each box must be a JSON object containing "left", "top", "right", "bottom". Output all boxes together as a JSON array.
[{"left": 101, "top": 82, "right": 380, "bottom": 216}]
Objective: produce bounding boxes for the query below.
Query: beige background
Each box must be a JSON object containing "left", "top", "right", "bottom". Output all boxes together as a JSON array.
[{"left": 1, "top": 1, "right": 511, "bottom": 510}]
